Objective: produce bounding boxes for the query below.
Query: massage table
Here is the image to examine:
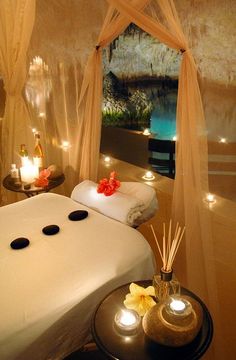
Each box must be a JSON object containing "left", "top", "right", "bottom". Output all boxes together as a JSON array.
[{"left": 0, "top": 192, "right": 156, "bottom": 360}]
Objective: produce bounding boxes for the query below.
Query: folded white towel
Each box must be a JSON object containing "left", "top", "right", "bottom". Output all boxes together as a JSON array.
[{"left": 71, "top": 180, "right": 146, "bottom": 226}]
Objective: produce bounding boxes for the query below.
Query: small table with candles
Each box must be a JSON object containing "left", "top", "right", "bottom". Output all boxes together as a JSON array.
[
  {"left": 92, "top": 280, "right": 213, "bottom": 360},
  {"left": 3, "top": 173, "right": 65, "bottom": 198}
]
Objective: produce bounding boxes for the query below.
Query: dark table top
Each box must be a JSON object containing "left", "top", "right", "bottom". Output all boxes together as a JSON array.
[
  {"left": 92, "top": 280, "right": 213, "bottom": 360},
  {"left": 3, "top": 173, "right": 65, "bottom": 197}
]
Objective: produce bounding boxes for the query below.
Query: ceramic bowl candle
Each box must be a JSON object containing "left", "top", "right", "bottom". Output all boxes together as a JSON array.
[{"left": 143, "top": 295, "right": 203, "bottom": 347}]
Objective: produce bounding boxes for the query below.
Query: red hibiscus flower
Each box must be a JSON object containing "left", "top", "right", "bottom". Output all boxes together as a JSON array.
[
  {"left": 34, "top": 169, "right": 51, "bottom": 188},
  {"left": 97, "top": 171, "right": 120, "bottom": 196}
]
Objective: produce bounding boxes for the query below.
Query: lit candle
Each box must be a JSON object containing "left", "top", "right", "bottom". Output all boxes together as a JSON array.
[
  {"left": 219, "top": 137, "right": 226, "bottom": 143},
  {"left": 172, "top": 135, "right": 177, "bottom": 141},
  {"left": 170, "top": 299, "right": 186, "bottom": 313},
  {"left": 20, "top": 162, "right": 39, "bottom": 183},
  {"left": 114, "top": 309, "right": 140, "bottom": 334},
  {"left": 206, "top": 193, "right": 216, "bottom": 203},
  {"left": 167, "top": 296, "right": 192, "bottom": 316},
  {"left": 104, "top": 156, "right": 111, "bottom": 163},
  {"left": 61, "top": 141, "right": 70, "bottom": 151},
  {"left": 142, "top": 171, "right": 155, "bottom": 181},
  {"left": 143, "top": 128, "right": 151, "bottom": 136},
  {"left": 33, "top": 156, "right": 41, "bottom": 168},
  {"left": 121, "top": 311, "right": 136, "bottom": 326}
]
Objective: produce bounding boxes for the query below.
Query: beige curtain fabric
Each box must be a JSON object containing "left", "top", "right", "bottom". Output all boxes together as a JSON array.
[
  {"left": 102, "top": 0, "right": 221, "bottom": 357},
  {"left": 24, "top": 0, "right": 108, "bottom": 196},
  {"left": 0, "top": 0, "right": 36, "bottom": 205},
  {"left": 77, "top": 0, "right": 149, "bottom": 181},
  {"left": 0, "top": 0, "right": 230, "bottom": 356}
]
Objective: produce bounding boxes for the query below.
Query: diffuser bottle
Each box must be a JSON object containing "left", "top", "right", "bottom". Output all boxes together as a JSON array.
[{"left": 153, "top": 268, "right": 180, "bottom": 303}]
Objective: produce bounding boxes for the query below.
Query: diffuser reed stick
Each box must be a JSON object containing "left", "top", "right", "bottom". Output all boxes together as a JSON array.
[{"left": 150, "top": 220, "right": 185, "bottom": 272}]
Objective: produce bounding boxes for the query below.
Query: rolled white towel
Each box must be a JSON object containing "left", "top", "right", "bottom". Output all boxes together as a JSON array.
[
  {"left": 71, "top": 180, "right": 146, "bottom": 226},
  {"left": 119, "top": 182, "right": 158, "bottom": 226}
]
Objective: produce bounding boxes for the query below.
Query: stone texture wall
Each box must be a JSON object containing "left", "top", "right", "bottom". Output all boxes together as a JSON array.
[
  {"left": 176, "top": 0, "right": 236, "bottom": 86},
  {"left": 0, "top": 0, "right": 235, "bottom": 140},
  {"left": 175, "top": 0, "right": 236, "bottom": 141},
  {"left": 103, "top": 0, "right": 235, "bottom": 141}
]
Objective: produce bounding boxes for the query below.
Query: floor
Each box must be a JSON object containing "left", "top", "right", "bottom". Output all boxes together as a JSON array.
[{"left": 64, "top": 344, "right": 107, "bottom": 360}]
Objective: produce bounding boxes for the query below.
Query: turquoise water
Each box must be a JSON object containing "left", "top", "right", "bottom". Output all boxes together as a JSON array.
[{"left": 150, "top": 92, "right": 177, "bottom": 140}]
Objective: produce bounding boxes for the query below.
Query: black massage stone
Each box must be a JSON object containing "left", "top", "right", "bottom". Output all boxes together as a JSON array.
[
  {"left": 42, "top": 224, "right": 60, "bottom": 235},
  {"left": 68, "top": 210, "right": 88, "bottom": 221},
  {"left": 10, "top": 237, "right": 30, "bottom": 250}
]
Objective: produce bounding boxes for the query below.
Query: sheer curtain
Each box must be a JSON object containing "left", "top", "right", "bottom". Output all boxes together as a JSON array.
[
  {"left": 0, "top": 0, "right": 36, "bottom": 205},
  {"left": 25, "top": 0, "right": 108, "bottom": 196},
  {"left": 77, "top": 0, "right": 150, "bottom": 181},
  {"left": 0, "top": 1, "right": 233, "bottom": 357},
  {"left": 83, "top": 0, "right": 222, "bottom": 357}
]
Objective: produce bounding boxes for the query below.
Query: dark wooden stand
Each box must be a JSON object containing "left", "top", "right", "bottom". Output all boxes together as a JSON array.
[
  {"left": 92, "top": 280, "right": 213, "bottom": 360},
  {"left": 3, "top": 174, "right": 65, "bottom": 197}
]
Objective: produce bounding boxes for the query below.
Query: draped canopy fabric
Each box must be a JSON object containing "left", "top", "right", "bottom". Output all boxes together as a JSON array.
[
  {"left": 0, "top": 0, "right": 36, "bottom": 204},
  {"left": 0, "top": 0, "right": 233, "bottom": 358}
]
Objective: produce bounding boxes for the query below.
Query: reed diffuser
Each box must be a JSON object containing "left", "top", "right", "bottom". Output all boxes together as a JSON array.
[{"left": 151, "top": 220, "right": 185, "bottom": 302}]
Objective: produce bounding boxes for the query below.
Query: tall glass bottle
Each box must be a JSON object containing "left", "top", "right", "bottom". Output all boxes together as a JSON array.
[
  {"left": 153, "top": 268, "right": 180, "bottom": 303},
  {"left": 33, "top": 133, "right": 43, "bottom": 169},
  {"left": 19, "top": 144, "right": 29, "bottom": 166}
]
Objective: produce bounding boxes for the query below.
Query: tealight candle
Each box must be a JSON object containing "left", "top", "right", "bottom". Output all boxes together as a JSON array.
[
  {"left": 142, "top": 171, "right": 155, "bottom": 181},
  {"left": 104, "top": 156, "right": 111, "bottom": 163},
  {"left": 143, "top": 128, "right": 151, "bottom": 136},
  {"left": 170, "top": 299, "right": 186, "bottom": 312},
  {"left": 167, "top": 296, "right": 192, "bottom": 317},
  {"left": 114, "top": 309, "right": 140, "bottom": 334},
  {"left": 61, "top": 141, "right": 70, "bottom": 151},
  {"left": 206, "top": 193, "right": 216, "bottom": 203}
]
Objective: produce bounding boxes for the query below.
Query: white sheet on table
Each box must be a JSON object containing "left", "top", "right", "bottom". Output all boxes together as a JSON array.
[{"left": 0, "top": 193, "right": 155, "bottom": 360}]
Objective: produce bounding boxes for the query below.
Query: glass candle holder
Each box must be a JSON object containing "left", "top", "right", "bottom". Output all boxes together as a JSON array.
[
  {"left": 153, "top": 268, "right": 180, "bottom": 303},
  {"left": 166, "top": 295, "right": 192, "bottom": 317},
  {"left": 114, "top": 309, "right": 141, "bottom": 335}
]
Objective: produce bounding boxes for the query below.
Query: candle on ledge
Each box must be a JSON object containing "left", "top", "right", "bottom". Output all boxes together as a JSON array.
[
  {"left": 206, "top": 193, "right": 216, "bottom": 204},
  {"left": 61, "top": 140, "right": 70, "bottom": 151},
  {"left": 104, "top": 156, "right": 111, "bottom": 163},
  {"left": 143, "top": 128, "right": 151, "bottom": 136},
  {"left": 142, "top": 171, "right": 155, "bottom": 181}
]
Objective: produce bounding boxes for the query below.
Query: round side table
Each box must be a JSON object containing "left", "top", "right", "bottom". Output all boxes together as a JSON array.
[
  {"left": 92, "top": 280, "right": 213, "bottom": 360},
  {"left": 3, "top": 174, "right": 65, "bottom": 197}
]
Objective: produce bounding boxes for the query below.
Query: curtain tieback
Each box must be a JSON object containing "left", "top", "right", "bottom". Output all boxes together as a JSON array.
[{"left": 180, "top": 48, "right": 191, "bottom": 55}]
